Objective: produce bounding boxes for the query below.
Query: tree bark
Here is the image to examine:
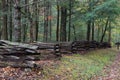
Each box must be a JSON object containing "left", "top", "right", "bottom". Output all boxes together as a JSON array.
[
  {"left": 100, "top": 18, "right": 109, "bottom": 43},
  {"left": 68, "top": 0, "right": 72, "bottom": 41},
  {"left": 108, "top": 21, "right": 111, "bottom": 43},
  {"left": 60, "top": 7, "right": 67, "bottom": 41},
  {"left": 13, "top": 0, "right": 21, "bottom": 42},
  {"left": 43, "top": 0, "right": 49, "bottom": 42},
  {"left": 86, "top": 20, "right": 91, "bottom": 41},
  {"left": 73, "top": 25, "right": 77, "bottom": 40},
  {"left": 97, "top": 25, "right": 100, "bottom": 42},
  {"left": 56, "top": 1, "right": 60, "bottom": 41},
  {"left": 29, "top": 19, "right": 34, "bottom": 42},
  {"left": 49, "top": 2, "right": 52, "bottom": 41},
  {"left": 91, "top": 21, "right": 94, "bottom": 41},
  {"left": 22, "top": 0, "right": 28, "bottom": 42},
  {"left": 9, "top": 0, "right": 13, "bottom": 41},
  {"left": 2, "top": 0, "right": 8, "bottom": 40},
  {"left": 34, "top": 0, "right": 39, "bottom": 41}
]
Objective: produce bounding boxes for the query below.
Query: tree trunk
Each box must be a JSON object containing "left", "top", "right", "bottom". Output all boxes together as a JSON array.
[
  {"left": 9, "top": 0, "right": 13, "bottom": 41},
  {"left": 97, "top": 26, "right": 100, "bottom": 42},
  {"left": 100, "top": 18, "right": 109, "bottom": 43},
  {"left": 30, "top": 19, "right": 34, "bottom": 42},
  {"left": 0, "top": 1, "right": 1, "bottom": 39},
  {"left": 43, "top": 0, "right": 49, "bottom": 42},
  {"left": 60, "top": 7, "right": 67, "bottom": 41},
  {"left": 56, "top": 1, "right": 60, "bottom": 41},
  {"left": 13, "top": 0, "right": 21, "bottom": 42},
  {"left": 2, "top": 0, "right": 8, "bottom": 40},
  {"left": 73, "top": 25, "right": 77, "bottom": 40},
  {"left": 91, "top": 21, "right": 94, "bottom": 41},
  {"left": 34, "top": 0, "right": 39, "bottom": 41},
  {"left": 108, "top": 21, "right": 111, "bottom": 43},
  {"left": 86, "top": 20, "right": 91, "bottom": 41},
  {"left": 22, "top": 0, "right": 28, "bottom": 42},
  {"left": 49, "top": 2, "right": 52, "bottom": 41},
  {"left": 68, "top": 0, "right": 72, "bottom": 41}
]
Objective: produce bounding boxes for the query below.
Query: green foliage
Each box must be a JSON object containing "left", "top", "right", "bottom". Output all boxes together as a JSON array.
[
  {"left": 40, "top": 48, "right": 118, "bottom": 80},
  {"left": 0, "top": 0, "right": 120, "bottom": 42}
]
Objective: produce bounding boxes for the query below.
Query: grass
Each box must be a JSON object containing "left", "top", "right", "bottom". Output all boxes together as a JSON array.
[{"left": 40, "top": 48, "right": 119, "bottom": 80}]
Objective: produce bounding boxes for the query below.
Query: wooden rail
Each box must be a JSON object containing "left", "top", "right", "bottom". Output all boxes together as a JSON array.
[{"left": 0, "top": 40, "right": 111, "bottom": 68}]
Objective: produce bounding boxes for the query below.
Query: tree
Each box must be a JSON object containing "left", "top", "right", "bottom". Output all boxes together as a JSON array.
[
  {"left": 60, "top": 6, "right": 67, "bottom": 41},
  {"left": 86, "top": 20, "right": 91, "bottom": 41},
  {"left": 100, "top": 17, "right": 109, "bottom": 42},
  {"left": 34, "top": 0, "right": 39, "bottom": 41},
  {"left": 56, "top": 0, "right": 60, "bottom": 41},
  {"left": 0, "top": 0, "right": 119, "bottom": 44},
  {"left": 91, "top": 19, "right": 94, "bottom": 41},
  {"left": 8, "top": 0, "right": 13, "bottom": 41},
  {"left": 96, "top": 0, "right": 120, "bottom": 42},
  {"left": 13, "top": 0, "right": 21, "bottom": 42},
  {"left": 108, "top": 21, "right": 111, "bottom": 43},
  {"left": 43, "top": 0, "right": 49, "bottom": 42},
  {"left": 22, "top": 0, "right": 28, "bottom": 42},
  {"left": 68, "top": 0, "right": 72, "bottom": 41},
  {"left": 48, "top": 1, "right": 52, "bottom": 41},
  {"left": 1, "top": 0, "right": 8, "bottom": 40}
]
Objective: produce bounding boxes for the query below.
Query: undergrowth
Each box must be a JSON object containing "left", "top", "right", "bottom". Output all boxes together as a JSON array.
[{"left": 41, "top": 48, "right": 118, "bottom": 80}]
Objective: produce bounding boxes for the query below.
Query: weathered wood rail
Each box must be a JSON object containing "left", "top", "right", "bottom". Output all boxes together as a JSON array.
[
  {"left": 71, "top": 41, "right": 111, "bottom": 53},
  {"left": 0, "top": 40, "right": 61, "bottom": 68},
  {"left": 0, "top": 40, "right": 111, "bottom": 68}
]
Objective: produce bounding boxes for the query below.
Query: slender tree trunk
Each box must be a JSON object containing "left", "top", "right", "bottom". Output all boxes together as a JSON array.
[
  {"left": 91, "top": 21, "right": 94, "bottom": 41},
  {"left": 108, "top": 21, "right": 111, "bottom": 43},
  {"left": 56, "top": 1, "right": 60, "bottom": 41},
  {"left": 60, "top": 7, "right": 67, "bottom": 41},
  {"left": 34, "top": 0, "right": 39, "bottom": 41},
  {"left": 25, "top": 0, "right": 38, "bottom": 42},
  {"left": 43, "top": 0, "right": 49, "bottom": 42},
  {"left": 48, "top": 2, "right": 52, "bottom": 41},
  {"left": 0, "top": 1, "right": 1, "bottom": 39},
  {"left": 73, "top": 25, "right": 77, "bottom": 40},
  {"left": 30, "top": 19, "right": 34, "bottom": 42},
  {"left": 100, "top": 18, "right": 109, "bottom": 43},
  {"left": 2, "top": 0, "right": 8, "bottom": 40},
  {"left": 102, "top": 25, "right": 104, "bottom": 34},
  {"left": 9, "top": 0, "right": 13, "bottom": 41},
  {"left": 22, "top": 0, "right": 28, "bottom": 42},
  {"left": 86, "top": 20, "right": 91, "bottom": 41},
  {"left": 35, "top": 17, "right": 39, "bottom": 41},
  {"left": 97, "top": 26, "right": 100, "bottom": 42},
  {"left": 68, "top": 0, "right": 72, "bottom": 41},
  {"left": 43, "top": 0, "right": 46, "bottom": 41},
  {"left": 13, "top": 0, "right": 21, "bottom": 42}
]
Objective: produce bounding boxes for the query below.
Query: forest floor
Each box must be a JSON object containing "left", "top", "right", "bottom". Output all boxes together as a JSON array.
[
  {"left": 93, "top": 49, "right": 120, "bottom": 80},
  {"left": 0, "top": 48, "right": 119, "bottom": 80}
]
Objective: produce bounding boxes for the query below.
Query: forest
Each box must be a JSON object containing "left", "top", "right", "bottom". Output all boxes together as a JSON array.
[
  {"left": 0, "top": 0, "right": 120, "bottom": 80},
  {"left": 0, "top": 0, "right": 120, "bottom": 43}
]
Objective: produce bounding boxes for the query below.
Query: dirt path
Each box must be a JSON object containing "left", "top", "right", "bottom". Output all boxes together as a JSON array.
[{"left": 95, "top": 52, "right": 120, "bottom": 80}]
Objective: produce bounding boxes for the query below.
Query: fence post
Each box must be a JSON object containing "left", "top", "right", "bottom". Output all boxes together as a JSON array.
[
  {"left": 71, "top": 41, "right": 77, "bottom": 53},
  {"left": 54, "top": 44, "right": 61, "bottom": 57}
]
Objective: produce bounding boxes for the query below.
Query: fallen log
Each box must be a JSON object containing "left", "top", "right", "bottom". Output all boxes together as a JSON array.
[
  {"left": 0, "top": 40, "right": 40, "bottom": 55},
  {"left": 0, "top": 40, "right": 39, "bottom": 50}
]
